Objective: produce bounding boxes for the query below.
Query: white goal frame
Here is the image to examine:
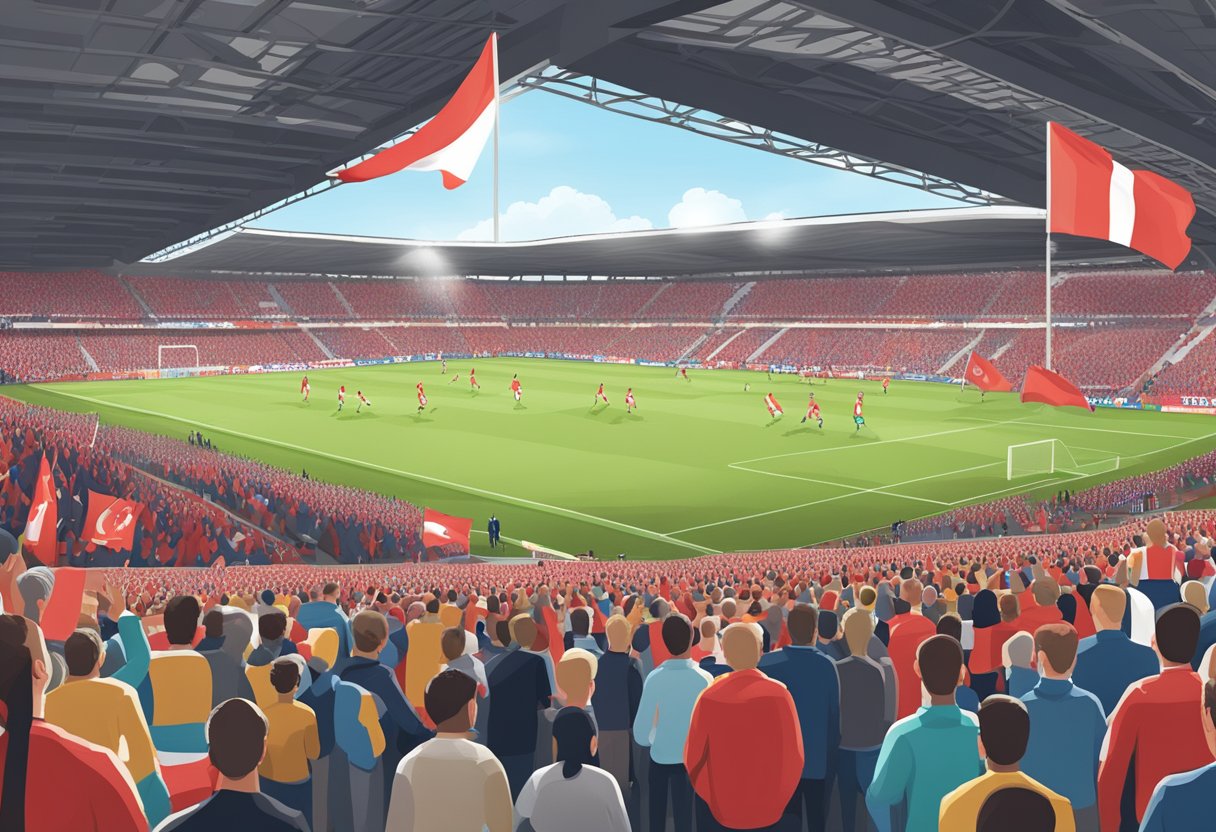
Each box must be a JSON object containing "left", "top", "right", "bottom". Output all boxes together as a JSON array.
[
  {"left": 1007, "top": 438, "right": 1119, "bottom": 480},
  {"left": 158, "top": 344, "right": 200, "bottom": 371}
]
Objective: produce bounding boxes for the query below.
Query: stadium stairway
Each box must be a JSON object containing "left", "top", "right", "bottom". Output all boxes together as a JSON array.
[
  {"left": 677, "top": 331, "right": 711, "bottom": 363},
  {"left": 717, "top": 281, "right": 756, "bottom": 321},
  {"left": 748, "top": 326, "right": 788, "bottom": 362},
  {"left": 632, "top": 282, "right": 669, "bottom": 317},
  {"left": 937, "top": 332, "right": 985, "bottom": 375},
  {"left": 118, "top": 274, "right": 156, "bottom": 318},
  {"left": 266, "top": 283, "right": 296, "bottom": 316},
  {"left": 329, "top": 281, "right": 357, "bottom": 316},
  {"left": 76, "top": 336, "right": 100, "bottom": 371},
  {"left": 302, "top": 327, "right": 337, "bottom": 359},
  {"left": 705, "top": 328, "right": 747, "bottom": 362}
]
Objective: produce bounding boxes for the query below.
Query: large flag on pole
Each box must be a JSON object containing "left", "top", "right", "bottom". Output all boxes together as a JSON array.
[
  {"left": 23, "top": 452, "right": 57, "bottom": 565},
  {"left": 1021, "top": 365, "right": 1093, "bottom": 411},
  {"left": 334, "top": 34, "right": 498, "bottom": 188},
  {"left": 422, "top": 508, "right": 473, "bottom": 551},
  {"left": 1047, "top": 123, "right": 1194, "bottom": 269},
  {"left": 963, "top": 351, "right": 1013, "bottom": 392}
]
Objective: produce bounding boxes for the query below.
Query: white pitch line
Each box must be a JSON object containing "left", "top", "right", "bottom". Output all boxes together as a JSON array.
[
  {"left": 958, "top": 417, "right": 1199, "bottom": 441},
  {"left": 35, "top": 386, "right": 720, "bottom": 556},
  {"left": 727, "top": 463, "right": 951, "bottom": 506}
]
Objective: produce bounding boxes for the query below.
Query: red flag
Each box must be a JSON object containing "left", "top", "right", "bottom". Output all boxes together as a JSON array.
[
  {"left": 1048, "top": 123, "right": 1194, "bottom": 269},
  {"left": 422, "top": 508, "right": 473, "bottom": 551},
  {"left": 335, "top": 34, "right": 498, "bottom": 188},
  {"left": 963, "top": 351, "right": 1013, "bottom": 393},
  {"left": 1021, "top": 365, "right": 1093, "bottom": 411},
  {"left": 83, "top": 490, "right": 142, "bottom": 551},
  {"left": 24, "top": 452, "right": 57, "bottom": 565}
]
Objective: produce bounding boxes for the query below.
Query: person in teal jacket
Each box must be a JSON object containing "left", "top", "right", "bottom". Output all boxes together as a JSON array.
[{"left": 866, "top": 635, "right": 982, "bottom": 832}]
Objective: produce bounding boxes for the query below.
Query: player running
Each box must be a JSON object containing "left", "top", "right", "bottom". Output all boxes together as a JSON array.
[
  {"left": 625, "top": 387, "right": 637, "bottom": 414},
  {"left": 469, "top": 367, "right": 481, "bottom": 390},
  {"left": 882, "top": 377, "right": 890, "bottom": 395},
  {"left": 593, "top": 382, "right": 609, "bottom": 407},
  {"left": 416, "top": 381, "right": 428, "bottom": 413},
  {"left": 765, "top": 392, "right": 783, "bottom": 421},
  {"left": 677, "top": 366, "right": 690, "bottom": 383},
  {"left": 801, "top": 393, "right": 823, "bottom": 428},
  {"left": 510, "top": 374, "right": 522, "bottom": 403},
  {"left": 337, "top": 385, "right": 346, "bottom": 411},
  {"left": 301, "top": 375, "right": 310, "bottom": 403},
  {"left": 441, "top": 357, "right": 447, "bottom": 374},
  {"left": 853, "top": 391, "right": 866, "bottom": 431},
  {"left": 356, "top": 390, "right": 372, "bottom": 413},
  {"left": 448, "top": 372, "right": 460, "bottom": 384}
]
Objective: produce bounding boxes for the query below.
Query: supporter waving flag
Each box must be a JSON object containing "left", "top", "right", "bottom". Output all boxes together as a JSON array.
[
  {"left": 24, "top": 450, "right": 57, "bottom": 565},
  {"left": 422, "top": 507, "right": 473, "bottom": 551},
  {"left": 83, "top": 490, "right": 143, "bottom": 551}
]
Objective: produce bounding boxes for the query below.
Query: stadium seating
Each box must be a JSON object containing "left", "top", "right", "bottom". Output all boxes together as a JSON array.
[
  {"left": 0, "top": 270, "right": 144, "bottom": 320},
  {"left": 730, "top": 276, "right": 901, "bottom": 319},
  {"left": 339, "top": 278, "right": 455, "bottom": 319},
  {"left": 312, "top": 326, "right": 400, "bottom": 360},
  {"left": 273, "top": 280, "right": 350, "bottom": 318},
  {"left": 760, "top": 328, "right": 973, "bottom": 374},
  {"left": 1051, "top": 325, "right": 1183, "bottom": 392},
  {"left": 127, "top": 276, "right": 278, "bottom": 319},
  {"left": 78, "top": 330, "right": 327, "bottom": 372},
  {"left": 709, "top": 328, "right": 781, "bottom": 364},
  {"left": 1150, "top": 331, "right": 1216, "bottom": 396},
  {"left": 643, "top": 280, "right": 741, "bottom": 320},
  {"left": 1054, "top": 270, "right": 1216, "bottom": 317},
  {"left": 0, "top": 332, "right": 91, "bottom": 381}
]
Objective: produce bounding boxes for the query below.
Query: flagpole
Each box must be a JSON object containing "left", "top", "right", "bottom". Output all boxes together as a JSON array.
[
  {"left": 1045, "top": 121, "right": 1053, "bottom": 371},
  {"left": 492, "top": 32, "right": 501, "bottom": 244}
]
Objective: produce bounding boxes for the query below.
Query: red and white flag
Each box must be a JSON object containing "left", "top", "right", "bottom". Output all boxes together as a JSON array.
[
  {"left": 422, "top": 508, "right": 473, "bottom": 550},
  {"left": 24, "top": 452, "right": 57, "bottom": 565},
  {"left": 765, "top": 393, "right": 783, "bottom": 416},
  {"left": 83, "top": 490, "right": 143, "bottom": 551},
  {"left": 1048, "top": 123, "right": 1195, "bottom": 269},
  {"left": 335, "top": 34, "right": 498, "bottom": 188},
  {"left": 963, "top": 351, "right": 1013, "bottom": 393}
]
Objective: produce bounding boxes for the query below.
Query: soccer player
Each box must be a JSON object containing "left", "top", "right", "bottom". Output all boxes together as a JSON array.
[
  {"left": 441, "top": 357, "right": 446, "bottom": 374},
  {"left": 625, "top": 387, "right": 637, "bottom": 413},
  {"left": 593, "top": 382, "right": 609, "bottom": 406},
  {"left": 337, "top": 385, "right": 346, "bottom": 411},
  {"left": 765, "top": 392, "right": 783, "bottom": 420},
  {"left": 416, "top": 381, "right": 428, "bottom": 413},
  {"left": 469, "top": 367, "right": 481, "bottom": 390},
  {"left": 356, "top": 390, "right": 372, "bottom": 413},
  {"left": 744, "top": 382, "right": 751, "bottom": 393},
  {"left": 853, "top": 391, "right": 866, "bottom": 431},
  {"left": 802, "top": 393, "right": 823, "bottom": 428},
  {"left": 301, "top": 375, "right": 310, "bottom": 402},
  {"left": 510, "top": 374, "right": 522, "bottom": 403},
  {"left": 680, "top": 366, "right": 690, "bottom": 382},
  {"left": 882, "top": 376, "right": 890, "bottom": 395},
  {"left": 448, "top": 372, "right": 460, "bottom": 384}
]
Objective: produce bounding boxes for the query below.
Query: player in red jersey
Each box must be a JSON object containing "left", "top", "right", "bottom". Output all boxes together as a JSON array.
[
  {"left": 510, "top": 374, "right": 522, "bottom": 403},
  {"left": 301, "top": 375, "right": 310, "bottom": 402},
  {"left": 337, "top": 385, "right": 346, "bottom": 411},
  {"left": 854, "top": 391, "right": 866, "bottom": 431},
  {"left": 416, "top": 381, "right": 428, "bottom": 413},
  {"left": 593, "top": 383, "right": 609, "bottom": 406},
  {"left": 679, "top": 366, "right": 690, "bottom": 382},
  {"left": 765, "top": 392, "right": 783, "bottom": 420},
  {"left": 356, "top": 390, "right": 372, "bottom": 413},
  {"left": 469, "top": 367, "right": 481, "bottom": 390},
  {"left": 882, "top": 376, "right": 890, "bottom": 395},
  {"left": 801, "top": 393, "right": 822, "bottom": 428},
  {"left": 625, "top": 387, "right": 637, "bottom": 413}
]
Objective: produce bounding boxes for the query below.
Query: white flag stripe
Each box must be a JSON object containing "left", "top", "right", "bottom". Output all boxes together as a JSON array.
[
  {"left": 1108, "top": 159, "right": 1136, "bottom": 247},
  {"left": 406, "top": 98, "right": 497, "bottom": 183}
]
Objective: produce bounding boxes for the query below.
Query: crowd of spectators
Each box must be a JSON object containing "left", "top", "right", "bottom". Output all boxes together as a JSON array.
[
  {"left": 1149, "top": 332, "right": 1216, "bottom": 398},
  {"left": 1054, "top": 271, "right": 1216, "bottom": 318},
  {"left": 0, "top": 332, "right": 92, "bottom": 382},
  {"left": 0, "top": 270, "right": 144, "bottom": 320},
  {"left": 128, "top": 278, "right": 279, "bottom": 320},
  {"left": 76, "top": 331, "right": 328, "bottom": 373}
]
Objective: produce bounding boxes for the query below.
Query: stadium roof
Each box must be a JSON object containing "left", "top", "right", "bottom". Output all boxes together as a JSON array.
[
  {"left": 5, "top": 0, "right": 1216, "bottom": 269},
  {"left": 125, "top": 206, "right": 1135, "bottom": 278}
]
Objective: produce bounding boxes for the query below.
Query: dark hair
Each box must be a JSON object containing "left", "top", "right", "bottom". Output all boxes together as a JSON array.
[
  {"left": 1034, "top": 623, "right": 1078, "bottom": 675},
  {"left": 787, "top": 604, "right": 817, "bottom": 645},
  {"left": 0, "top": 615, "right": 34, "bottom": 830},
  {"left": 425, "top": 598, "right": 440, "bottom": 614},
  {"left": 164, "top": 595, "right": 201, "bottom": 646},
  {"left": 203, "top": 609, "right": 225, "bottom": 639},
  {"left": 818, "top": 610, "right": 838, "bottom": 641},
  {"left": 1155, "top": 604, "right": 1201, "bottom": 664},
  {"left": 1055, "top": 593, "right": 1077, "bottom": 625},
  {"left": 206, "top": 698, "right": 268, "bottom": 778},
  {"left": 425, "top": 669, "right": 477, "bottom": 727},
  {"left": 976, "top": 787, "right": 1056, "bottom": 832},
  {"left": 979, "top": 696, "right": 1030, "bottom": 766},
  {"left": 1206, "top": 679, "right": 1216, "bottom": 727},
  {"left": 935, "top": 614, "right": 963, "bottom": 643},
  {"left": 660, "top": 614, "right": 694, "bottom": 656},
  {"left": 998, "top": 593, "right": 1019, "bottom": 623},
  {"left": 64, "top": 629, "right": 104, "bottom": 677},
  {"left": 258, "top": 610, "right": 288, "bottom": 642},
  {"left": 322, "top": 582, "right": 339, "bottom": 597},
  {"left": 571, "top": 607, "right": 591, "bottom": 637},
  {"left": 486, "top": 595, "right": 500, "bottom": 615},
  {"left": 552, "top": 706, "right": 597, "bottom": 779},
  {"left": 495, "top": 619, "right": 512, "bottom": 647},
  {"left": 269, "top": 657, "right": 301, "bottom": 694},
  {"left": 972, "top": 590, "right": 1000, "bottom": 629},
  {"left": 352, "top": 610, "right": 388, "bottom": 653},
  {"left": 917, "top": 635, "right": 964, "bottom": 696},
  {"left": 440, "top": 627, "right": 466, "bottom": 662}
]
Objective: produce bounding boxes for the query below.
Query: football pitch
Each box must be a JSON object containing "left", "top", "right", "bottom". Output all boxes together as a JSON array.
[{"left": 9, "top": 358, "right": 1216, "bottom": 558}]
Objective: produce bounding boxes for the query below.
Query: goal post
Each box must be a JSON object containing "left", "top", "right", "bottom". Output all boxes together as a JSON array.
[
  {"left": 1007, "top": 438, "right": 1119, "bottom": 480},
  {"left": 158, "top": 344, "right": 200, "bottom": 371}
]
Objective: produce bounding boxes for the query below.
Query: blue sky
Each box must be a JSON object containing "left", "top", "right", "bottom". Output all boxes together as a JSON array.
[{"left": 252, "top": 85, "right": 963, "bottom": 241}]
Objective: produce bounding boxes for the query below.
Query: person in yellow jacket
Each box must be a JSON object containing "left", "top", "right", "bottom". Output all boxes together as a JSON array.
[
  {"left": 404, "top": 597, "right": 446, "bottom": 710},
  {"left": 259, "top": 656, "right": 320, "bottom": 826}
]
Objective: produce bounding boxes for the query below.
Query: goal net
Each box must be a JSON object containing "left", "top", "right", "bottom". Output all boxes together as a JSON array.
[
  {"left": 1007, "top": 439, "right": 1120, "bottom": 480},
  {"left": 158, "top": 344, "right": 200, "bottom": 370}
]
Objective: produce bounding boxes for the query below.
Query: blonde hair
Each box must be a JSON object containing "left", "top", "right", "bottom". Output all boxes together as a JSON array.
[
  {"left": 556, "top": 648, "right": 599, "bottom": 702},
  {"left": 1090, "top": 584, "right": 1126, "bottom": 626},
  {"left": 604, "top": 614, "right": 631, "bottom": 652},
  {"left": 842, "top": 608, "right": 874, "bottom": 657},
  {"left": 721, "top": 623, "right": 762, "bottom": 670}
]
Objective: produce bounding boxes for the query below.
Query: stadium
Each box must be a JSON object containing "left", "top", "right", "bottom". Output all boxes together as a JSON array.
[{"left": 1, "top": 2, "right": 1215, "bottom": 832}]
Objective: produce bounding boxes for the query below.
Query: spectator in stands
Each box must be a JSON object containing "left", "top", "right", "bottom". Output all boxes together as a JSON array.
[
  {"left": 486, "top": 614, "right": 552, "bottom": 799},
  {"left": 1097, "top": 604, "right": 1214, "bottom": 831},
  {"left": 1072, "top": 585, "right": 1159, "bottom": 715},
  {"left": 556, "top": 647, "right": 598, "bottom": 713},
  {"left": 385, "top": 668, "right": 512, "bottom": 832},
  {"left": 405, "top": 596, "right": 445, "bottom": 710},
  {"left": 199, "top": 607, "right": 255, "bottom": 707},
  {"left": 250, "top": 610, "right": 298, "bottom": 666},
  {"left": 758, "top": 603, "right": 840, "bottom": 832},
  {"left": 867, "top": 634, "right": 982, "bottom": 832},
  {"left": 835, "top": 607, "right": 895, "bottom": 832},
  {"left": 296, "top": 581, "right": 350, "bottom": 658},
  {"left": 939, "top": 696, "right": 1073, "bottom": 831},
  {"left": 440, "top": 626, "right": 487, "bottom": 695},
  {"left": 144, "top": 595, "right": 214, "bottom": 752},
  {"left": 1184, "top": 579, "right": 1216, "bottom": 671},
  {"left": 516, "top": 707, "right": 630, "bottom": 832},
  {"left": 157, "top": 698, "right": 308, "bottom": 831},
  {"left": 1003, "top": 632, "right": 1039, "bottom": 699},
  {"left": 1018, "top": 579, "right": 1064, "bottom": 633},
  {"left": 886, "top": 579, "right": 937, "bottom": 719},
  {"left": 633, "top": 613, "right": 710, "bottom": 832},
  {"left": 259, "top": 657, "right": 320, "bottom": 824},
  {"left": 41, "top": 625, "right": 168, "bottom": 828},
  {"left": 1020, "top": 623, "right": 1106, "bottom": 831},
  {"left": 969, "top": 589, "right": 1003, "bottom": 700},
  {"left": 568, "top": 606, "right": 603, "bottom": 656},
  {"left": 686, "top": 622, "right": 803, "bottom": 832},
  {"left": 1138, "top": 678, "right": 1216, "bottom": 831},
  {"left": 592, "top": 614, "right": 642, "bottom": 798}
]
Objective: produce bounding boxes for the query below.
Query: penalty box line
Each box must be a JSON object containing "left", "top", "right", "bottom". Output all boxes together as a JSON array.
[{"left": 36, "top": 386, "right": 720, "bottom": 557}]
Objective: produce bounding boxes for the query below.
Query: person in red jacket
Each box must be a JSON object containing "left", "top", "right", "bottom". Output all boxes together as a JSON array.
[
  {"left": 887, "top": 579, "right": 937, "bottom": 719},
  {"left": 685, "top": 622, "right": 803, "bottom": 831},
  {"left": 1097, "top": 603, "right": 1215, "bottom": 831},
  {"left": 0, "top": 613, "right": 146, "bottom": 832},
  {"left": 1015, "top": 579, "right": 1064, "bottom": 634}
]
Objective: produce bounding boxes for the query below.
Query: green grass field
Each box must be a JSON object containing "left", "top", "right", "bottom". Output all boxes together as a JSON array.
[{"left": 8, "top": 358, "right": 1216, "bottom": 558}]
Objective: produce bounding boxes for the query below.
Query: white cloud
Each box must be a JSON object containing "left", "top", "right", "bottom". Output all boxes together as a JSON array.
[
  {"left": 667, "top": 187, "right": 748, "bottom": 228},
  {"left": 761, "top": 211, "right": 788, "bottom": 222},
  {"left": 457, "top": 186, "right": 652, "bottom": 241}
]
